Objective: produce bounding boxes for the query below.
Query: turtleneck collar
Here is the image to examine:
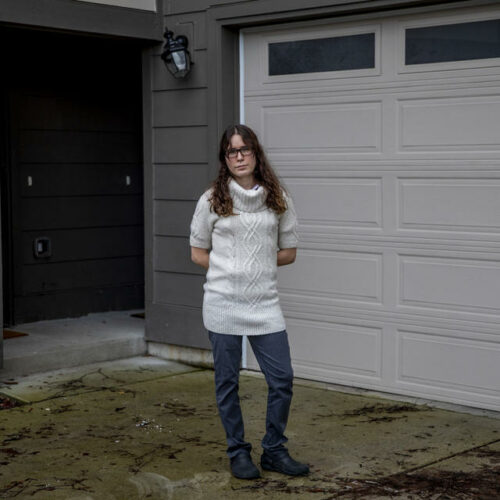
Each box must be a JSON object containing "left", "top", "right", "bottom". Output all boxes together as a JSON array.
[{"left": 229, "top": 178, "right": 267, "bottom": 213}]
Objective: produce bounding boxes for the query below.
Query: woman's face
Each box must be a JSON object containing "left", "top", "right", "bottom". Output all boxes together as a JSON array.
[{"left": 225, "top": 134, "right": 257, "bottom": 183}]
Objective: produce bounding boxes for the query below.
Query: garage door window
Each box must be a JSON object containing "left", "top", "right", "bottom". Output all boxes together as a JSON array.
[
  {"left": 406, "top": 19, "right": 500, "bottom": 65},
  {"left": 269, "top": 32, "right": 375, "bottom": 76}
]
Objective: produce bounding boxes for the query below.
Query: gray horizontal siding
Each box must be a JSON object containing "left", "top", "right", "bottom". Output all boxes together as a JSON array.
[
  {"left": 149, "top": 5, "right": 212, "bottom": 347},
  {"left": 146, "top": 302, "right": 210, "bottom": 349},
  {"left": 153, "top": 89, "right": 208, "bottom": 127},
  {"left": 155, "top": 200, "right": 196, "bottom": 235},
  {"left": 154, "top": 165, "right": 210, "bottom": 199},
  {"left": 154, "top": 127, "right": 208, "bottom": 163},
  {"left": 155, "top": 236, "right": 201, "bottom": 274},
  {"left": 154, "top": 272, "right": 204, "bottom": 307}
]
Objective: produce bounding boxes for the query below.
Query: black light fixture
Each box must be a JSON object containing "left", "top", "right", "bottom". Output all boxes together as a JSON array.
[{"left": 161, "top": 28, "right": 192, "bottom": 78}]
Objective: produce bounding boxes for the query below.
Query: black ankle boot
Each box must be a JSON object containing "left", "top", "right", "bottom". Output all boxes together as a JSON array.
[
  {"left": 230, "top": 452, "right": 261, "bottom": 479},
  {"left": 261, "top": 449, "right": 309, "bottom": 476}
]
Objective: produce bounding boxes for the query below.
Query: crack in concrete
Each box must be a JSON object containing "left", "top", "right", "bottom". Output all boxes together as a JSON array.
[
  {"left": 397, "top": 437, "right": 500, "bottom": 476},
  {"left": 0, "top": 367, "right": 205, "bottom": 406}
]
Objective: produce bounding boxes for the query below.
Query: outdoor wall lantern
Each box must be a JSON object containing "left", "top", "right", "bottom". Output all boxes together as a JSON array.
[{"left": 161, "top": 28, "right": 192, "bottom": 78}]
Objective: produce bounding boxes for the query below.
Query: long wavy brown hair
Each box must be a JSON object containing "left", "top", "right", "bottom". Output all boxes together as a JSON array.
[{"left": 209, "top": 124, "right": 288, "bottom": 216}]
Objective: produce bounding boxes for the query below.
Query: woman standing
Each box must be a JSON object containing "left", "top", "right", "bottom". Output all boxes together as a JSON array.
[{"left": 190, "top": 124, "right": 309, "bottom": 480}]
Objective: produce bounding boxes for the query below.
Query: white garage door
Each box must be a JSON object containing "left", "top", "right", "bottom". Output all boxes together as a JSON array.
[{"left": 242, "top": 5, "right": 500, "bottom": 411}]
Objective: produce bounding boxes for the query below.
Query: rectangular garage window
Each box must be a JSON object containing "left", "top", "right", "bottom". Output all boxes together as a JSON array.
[
  {"left": 406, "top": 19, "right": 500, "bottom": 65},
  {"left": 269, "top": 33, "right": 375, "bottom": 76}
]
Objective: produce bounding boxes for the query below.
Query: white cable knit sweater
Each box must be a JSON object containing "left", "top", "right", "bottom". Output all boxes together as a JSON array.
[{"left": 189, "top": 178, "right": 299, "bottom": 335}]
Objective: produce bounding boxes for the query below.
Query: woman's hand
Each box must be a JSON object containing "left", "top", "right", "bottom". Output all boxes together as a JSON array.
[
  {"left": 277, "top": 248, "right": 297, "bottom": 267},
  {"left": 191, "top": 247, "right": 210, "bottom": 270}
]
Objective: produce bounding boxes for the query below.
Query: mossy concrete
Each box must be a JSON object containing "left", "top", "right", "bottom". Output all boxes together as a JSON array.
[
  {"left": 0, "top": 357, "right": 499, "bottom": 499},
  {"left": 0, "top": 357, "right": 199, "bottom": 403}
]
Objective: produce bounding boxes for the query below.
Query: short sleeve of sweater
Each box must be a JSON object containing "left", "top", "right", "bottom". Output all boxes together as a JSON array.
[
  {"left": 278, "top": 192, "right": 299, "bottom": 249},
  {"left": 190, "top": 190, "right": 216, "bottom": 250}
]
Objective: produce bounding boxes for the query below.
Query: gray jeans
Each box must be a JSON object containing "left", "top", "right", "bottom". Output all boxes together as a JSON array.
[{"left": 208, "top": 330, "right": 294, "bottom": 458}]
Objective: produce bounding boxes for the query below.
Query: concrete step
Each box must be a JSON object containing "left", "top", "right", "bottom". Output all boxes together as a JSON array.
[{"left": 1, "top": 310, "right": 146, "bottom": 379}]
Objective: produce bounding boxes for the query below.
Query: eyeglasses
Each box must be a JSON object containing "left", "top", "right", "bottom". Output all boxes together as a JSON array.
[{"left": 225, "top": 146, "right": 253, "bottom": 159}]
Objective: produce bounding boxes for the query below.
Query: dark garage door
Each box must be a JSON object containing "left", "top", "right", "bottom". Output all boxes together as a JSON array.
[{"left": 1, "top": 28, "right": 144, "bottom": 325}]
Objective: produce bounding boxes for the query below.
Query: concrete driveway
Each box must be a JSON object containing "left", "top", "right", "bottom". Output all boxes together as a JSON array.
[{"left": 0, "top": 356, "right": 499, "bottom": 499}]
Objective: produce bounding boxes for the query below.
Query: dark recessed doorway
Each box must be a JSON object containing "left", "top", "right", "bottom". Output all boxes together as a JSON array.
[{"left": 1, "top": 27, "right": 145, "bottom": 326}]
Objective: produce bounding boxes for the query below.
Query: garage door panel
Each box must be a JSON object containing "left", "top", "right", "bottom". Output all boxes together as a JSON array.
[
  {"left": 286, "top": 178, "right": 382, "bottom": 229},
  {"left": 396, "top": 8, "right": 500, "bottom": 77},
  {"left": 259, "top": 101, "right": 382, "bottom": 154},
  {"left": 399, "top": 255, "right": 500, "bottom": 314},
  {"left": 280, "top": 296, "right": 500, "bottom": 336},
  {"left": 247, "top": 317, "right": 383, "bottom": 381},
  {"left": 398, "top": 95, "right": 500, "bottom": 152},
  {"left": 243, "top": 22, "right": 382, "bottom": 93},
  {"left": 288, "top": 318, "right": 382, "bottom": 378},
  {"left": 398, "top": 330, "right": 500, "bottom": 395},
  {"left": 399, "top": 178, "right": 500, "bottom": 233},
  {"left": 278, "top": 249, "right": 382, "bottom": 304}
]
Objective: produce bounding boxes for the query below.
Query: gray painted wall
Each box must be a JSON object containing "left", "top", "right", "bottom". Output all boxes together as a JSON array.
[
  {"left": 145, "top": 2, "right": 216, "bottom": 349},
  {"left": 147, "top": 0, "right": 247, "bottom": 349},
  {"left": 148, "top": 0, "right": 489, "bottom": 350}
]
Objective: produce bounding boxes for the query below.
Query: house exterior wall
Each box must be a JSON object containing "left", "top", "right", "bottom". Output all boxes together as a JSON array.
[
  {"left": 145, "top": 0, "right": 249, "bottom": 349},
  {"left": 149, "top": 0, "right": 495, "bottom": 351},
  {"left": 1, "top": 0, "right": 497, "bottom": 406}
]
